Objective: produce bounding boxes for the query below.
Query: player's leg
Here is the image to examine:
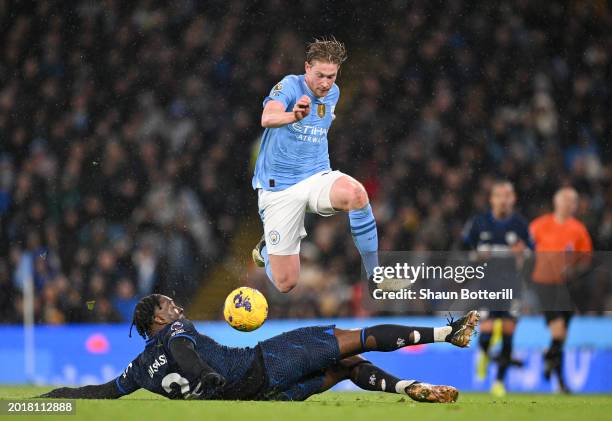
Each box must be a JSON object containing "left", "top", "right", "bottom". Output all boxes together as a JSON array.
[
  {"left": 267, "top": 356, "right": 457, "bottom": 403},
  {"left": 319, "top": 356, "right": 458, "bottom": 403},
  {"left": 261, "top": 371, "right": 328, "bottom": 401},
  {"left": 476, "top": 317, "right": 493, "bottom": 381},
  {"left": 326, "top": 173, "right": 379, "bottom": 279},
  {"left": 351, "top": 357, "right": 458, "bottom": 403},
  {"left": 258, "top": 316, "right": 477, "bottom": 400},
  {"left": 488, "top": 314, "right": 520, "bottom": 397},
  {"left": 494, "top": 317, "right": 518, "bottom": 383},
  {"left": 544, "top": 311, "right": 572, "bottom": 393},
  {"left": 334, "top": 310, "right": 480, "bottom": 358},
  {"left": 253, "top": 187, "right": 307, "bottom": 292},
  {"left": 267, "top": 254, "right": 300, "bottom": 293},
  {"left": 261, "top": 358, "right": 363, "bottom": 401}
]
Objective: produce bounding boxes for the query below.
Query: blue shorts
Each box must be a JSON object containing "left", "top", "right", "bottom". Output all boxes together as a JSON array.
[
  {"left": 257, "top": 325, "right": 340, "bottom": 400},
  {"left": 260, "top": 373, "right": 326, "bottom": 401}
]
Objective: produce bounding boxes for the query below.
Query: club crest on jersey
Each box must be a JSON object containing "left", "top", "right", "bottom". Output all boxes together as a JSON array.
[
  {"left": 317, "top": 104, "right": 326, "bottom": 118},
  {"left": 269, "top": 230, "right": 280, "bottom": 245},
  {"left": 273, "top": 83, "right": 283, "bottom": 91},
  {"left": 480, "top": 231, "right": 492, "bottom": 241},
  {"left": 505, "top": 231, "right": 518, "bottom": 245}
]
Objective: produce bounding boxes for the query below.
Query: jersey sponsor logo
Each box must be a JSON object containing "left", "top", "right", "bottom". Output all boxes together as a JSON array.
[
  {"left": 269, "top": 230, "right": 280, "bottom": 245},
  {"left": 289, "top": 122, "right": 328, "bottom": 144},
  {"left": 317, "top": 104, "right": 326, "bottom": 118},
  {"left": 147, "top": 354, "right": 167, "bottom": 378},
  {"left": 290, "top": 122, "right": 328, "bottom": 136}
]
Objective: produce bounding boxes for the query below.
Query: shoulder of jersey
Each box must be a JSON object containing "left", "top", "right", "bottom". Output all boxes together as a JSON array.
[
  {"left": 569, "top": 217, "right": 587, "bottom": 229},
  {"left": 512, "top": 213, "right": 529, "bottom": 225},
  {"left": 280, "top": 74, "right": 300, "bottom": 86},
  {"left": 474, "top": 212, "right": 488, "bottom": 224},
  {"left": 530, "top": 213, "right": 550, "bottom": 226},
  {"left": 331, "top": 83, "right": 340, "bottom": 98}
]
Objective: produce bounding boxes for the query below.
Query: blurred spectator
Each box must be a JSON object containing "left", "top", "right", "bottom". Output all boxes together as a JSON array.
[{"left": 112, "top": 278, "right": 139, "bottom": 322}]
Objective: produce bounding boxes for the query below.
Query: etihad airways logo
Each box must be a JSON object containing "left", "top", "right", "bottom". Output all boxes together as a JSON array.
[
  {"left": 290, "top": 122, "right": 328, "bottom": 136},
  {"left": 290, "top": 122, "right": 328, "bottom": 143}
]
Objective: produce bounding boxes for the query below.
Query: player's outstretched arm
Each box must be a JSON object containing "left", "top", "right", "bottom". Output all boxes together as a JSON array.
[
  {"left": 261, "top": 97, "right": 310, "bottom": 128},
  {"left": 168, "top": 336, "right": 226, "bottom": 399},
  {"left": 38, "top": 380, "right": 126, "bottom": 399}
]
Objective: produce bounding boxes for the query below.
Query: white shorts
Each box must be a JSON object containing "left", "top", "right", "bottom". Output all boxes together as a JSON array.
[{"left": 258, "top": 170, "right": 346, "bottom": 255}]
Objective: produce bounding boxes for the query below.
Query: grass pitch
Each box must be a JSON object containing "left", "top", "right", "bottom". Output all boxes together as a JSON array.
[{"left": 1, "top": 386, "right": 611, "bottom": 421}]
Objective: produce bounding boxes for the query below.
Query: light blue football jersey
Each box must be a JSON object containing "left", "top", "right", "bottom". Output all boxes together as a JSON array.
[{"left": 252, "top": 74, "right": 340, "bottom": 191}]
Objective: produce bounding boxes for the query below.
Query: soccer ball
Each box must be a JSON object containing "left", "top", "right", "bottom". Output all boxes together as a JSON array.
[{"left": 223, "top": 287, "right": 268, "bottom": 332}]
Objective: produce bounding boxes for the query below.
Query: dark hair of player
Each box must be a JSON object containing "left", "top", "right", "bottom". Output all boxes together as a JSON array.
[
  {"left": 306, "top": 36, "right": 348, "bottom": 66},
  {"left": 129, "top": 294, "right": 163, "bottom": 339}
]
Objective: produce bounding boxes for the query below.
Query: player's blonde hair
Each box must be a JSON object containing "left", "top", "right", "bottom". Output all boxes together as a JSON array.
[{"left": 306, "top": 36, "right": 348, "bottom": 66}]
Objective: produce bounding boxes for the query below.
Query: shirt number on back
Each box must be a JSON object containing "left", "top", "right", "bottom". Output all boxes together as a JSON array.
[{"left": 161, "top": 372, "right": 190, "bottom": 396}]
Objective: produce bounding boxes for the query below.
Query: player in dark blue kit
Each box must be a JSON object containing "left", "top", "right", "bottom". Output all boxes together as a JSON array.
[
  {"left": 462, "top": 181, "right": 532, "bottom": 397},
  {"left": 41, "top": 295, "right": 479, "bottom": 403}
]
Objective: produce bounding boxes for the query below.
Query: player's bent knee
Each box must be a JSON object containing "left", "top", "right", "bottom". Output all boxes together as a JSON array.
[
  {"left": 349, "top": 183, "right": 369, "bottom": 210},
  {"left": 269, "top": 254, "right": 300, "bottom": 292},
  {"left": 331, "top": 177, "right": 368, "bottom": 211},
  {"left": 272, "top": 272, "right": 299, "bottom": 293},
  {"left": 275, "top": 281, "right": 297, "bottom": 293}
]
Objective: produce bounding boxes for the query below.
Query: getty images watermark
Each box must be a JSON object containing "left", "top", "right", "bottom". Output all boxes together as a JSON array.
[{"left": 370, "top": 262, "right": 513, "bottom": 301}]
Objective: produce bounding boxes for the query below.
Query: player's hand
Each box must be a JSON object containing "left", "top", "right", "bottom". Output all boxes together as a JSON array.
[
  {"left": 202, "top": 372, "right": 226, "bottom": 390},
  {"left": 186, "top": 371, "right": 226, "bottom": 400},
  {"left": 201, "top": 372, "right": 226, "bottom": 400},
  {"left": 292, "top": 95, "right": 311, "bottom": 121}
]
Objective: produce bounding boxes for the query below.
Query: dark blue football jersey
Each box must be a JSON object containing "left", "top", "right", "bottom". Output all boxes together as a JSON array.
[
  {"left": 114, "top": 319, "right": 257, "bottom": 399},
  {"left": 462, "top": 211, "right": 533, "bottom": 252}
]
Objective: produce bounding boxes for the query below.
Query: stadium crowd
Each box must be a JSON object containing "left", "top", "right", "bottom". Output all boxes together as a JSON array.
[{"left": 0, "top": 0, "right": 610, "bottom": 323}]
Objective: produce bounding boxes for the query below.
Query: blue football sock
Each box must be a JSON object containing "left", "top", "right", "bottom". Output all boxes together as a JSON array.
[
  {"left": 261, "top": 245, "right": 274, "bottom": 283},
  {"left": 349, "top": 203, "right": 379, "bottom": 278}
]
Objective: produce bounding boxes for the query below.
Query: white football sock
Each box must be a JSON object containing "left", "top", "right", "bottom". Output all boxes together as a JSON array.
[
  {"left": 434, "top": 326, "right": 452, "bottom": 342},
  {"left": 395, "top": 379, "right": 417, "bottom": 394}
]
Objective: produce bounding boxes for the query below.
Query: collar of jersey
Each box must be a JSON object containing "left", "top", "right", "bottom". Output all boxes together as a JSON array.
[
  {"left": 145, "top": 324, "right": 170, "bottom": 346},
  {"left": 488, "top": 210, "right": 513, "bottom": 225},
  {"left": 145, "top": 336, "right": 157, "bottom": 346}
]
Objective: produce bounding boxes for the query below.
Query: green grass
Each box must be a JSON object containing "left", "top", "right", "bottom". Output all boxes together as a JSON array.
[{"left": 1, "top": 386, "right": 611, "bottom": 421}]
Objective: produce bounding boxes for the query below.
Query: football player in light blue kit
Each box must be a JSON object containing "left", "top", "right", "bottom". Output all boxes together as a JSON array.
[{"left": 252, "top": 37, "right": 379, "bottom": 293}]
